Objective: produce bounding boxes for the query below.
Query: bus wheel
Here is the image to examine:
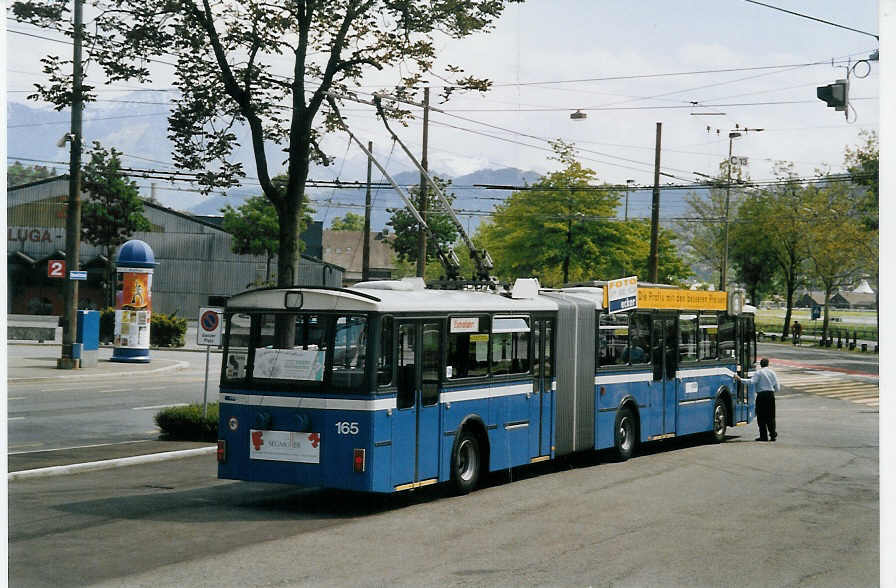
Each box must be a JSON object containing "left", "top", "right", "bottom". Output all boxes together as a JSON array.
[
  {"left": 711, "top": 397, "right": 727, "bottom": 442},
  {"left": 452, "top": 431, "right": 480, "bottom": 495},
  {"left": 613, "top": 407, "right": 637, "bottom": 461}
]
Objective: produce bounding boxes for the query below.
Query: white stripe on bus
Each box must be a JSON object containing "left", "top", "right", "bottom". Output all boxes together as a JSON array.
[
  {"left": 440, "top": 382, "right": 532, "bottom": 404},
  {"left": 220, "top": 394, "right": 397, "bottom": 411}
]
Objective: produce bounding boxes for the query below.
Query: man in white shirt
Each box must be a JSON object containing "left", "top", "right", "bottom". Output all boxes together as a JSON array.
[{"left": 735, "top": 357, "right": 778, "bottom": 442}]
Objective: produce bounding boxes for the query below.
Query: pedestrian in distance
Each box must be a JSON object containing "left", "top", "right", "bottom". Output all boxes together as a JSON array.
[
  {"left": 792, "top": 320, "right": 802, "bottom": 346},
  {"left": 735, "top": 357, "right": 778, "bottom": 442}
]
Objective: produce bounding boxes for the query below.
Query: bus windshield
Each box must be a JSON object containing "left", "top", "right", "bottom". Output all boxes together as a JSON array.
[{"left": 223, "top": 312, "right": 369, "bottom": 393}]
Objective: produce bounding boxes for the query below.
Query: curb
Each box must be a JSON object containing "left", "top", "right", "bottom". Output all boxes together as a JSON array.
[
  {"left": 8, "top": 446, "right": 216, "bottom": 481},
  {"left": 7, "top": 359, "right": 191, "bottom": 383}
]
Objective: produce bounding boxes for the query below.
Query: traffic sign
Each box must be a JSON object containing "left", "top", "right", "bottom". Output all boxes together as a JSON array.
[
  {"left": 198, "top": 306, "right": 224, "bottom": 346},
  {"left": 69, "top": 270, "right": 88, "bottom": 280},
  {"left": 48, "top": 259, "right": 66, "bottom": 278}
]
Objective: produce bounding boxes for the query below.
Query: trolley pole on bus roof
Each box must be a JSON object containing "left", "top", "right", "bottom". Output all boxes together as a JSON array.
[
  {"left": 362, "top": 140, "right": 373, "bottom": 282},
  {"left": 416, "top": 87, "right": 430, "bottom": 278}
]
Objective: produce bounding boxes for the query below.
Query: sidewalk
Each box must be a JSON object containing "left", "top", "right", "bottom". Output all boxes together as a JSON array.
[{"left": 7, "top": 345, "right": 192, "bottom": 382}]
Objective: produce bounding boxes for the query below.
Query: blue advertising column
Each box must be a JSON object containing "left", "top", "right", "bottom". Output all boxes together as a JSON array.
[{"left": 110, "top": 240, "right": 156, "bottom": 363}]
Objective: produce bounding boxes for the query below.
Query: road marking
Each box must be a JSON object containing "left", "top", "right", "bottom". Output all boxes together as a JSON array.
[
  {"left": 8, "top": 397, "right": 26, "bottom": 401},
  {"left": 9, "top": 417, "right": 25, "bottom": 421},
  {"left": 132, "top": 403, "right": 189, "bottom": 411},
  {"left": 97, "top": 388, "right": 132, "bottom": 393},
  {"left": 9, "top": 439, "right": 154, "bottom": 455}
]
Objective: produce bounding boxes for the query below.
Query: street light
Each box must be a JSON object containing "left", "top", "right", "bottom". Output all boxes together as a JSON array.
[
  {"left": 719, "top": 127, "right": 763, "bottom": 292},
  {"left": 625, "top": 179, "right": 634, "bottom": 221}
]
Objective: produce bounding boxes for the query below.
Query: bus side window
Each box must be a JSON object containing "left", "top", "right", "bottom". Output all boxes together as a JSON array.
[
  {"left": 679, "top": 314, "right": 698, "bottom": 362},
  {"left": 377, "top": 317, "right": 394, "bottom": 387},
  {"left": 628, "top": 312, "right": 651, "bottom": 366},
  {"left": 718, "top": 313, "right": 737, "bottom": 359},
  {"left": 447, "top": 316, "right": 489, "bottom": 379},
  {"left": 699, "top": 312, "right": 718, "bottom": 360}
]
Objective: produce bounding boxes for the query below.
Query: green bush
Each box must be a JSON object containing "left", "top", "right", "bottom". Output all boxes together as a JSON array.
[
  {"left": 155, "top": 403, "right": 219, "bottom": 441},
  {"left": 99, "top": 307, "right": 187, "bottom": 347},
  {"left": 150, "top": 312, "right": 187, "bottom": 347}
]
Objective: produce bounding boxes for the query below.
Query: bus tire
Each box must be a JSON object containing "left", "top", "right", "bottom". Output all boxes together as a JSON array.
[
  {"left": 451, "top": 431, "right": 481, "bottom": 495},
  {"left": 613, "top": 406, "right": 637, "bottom": 462},
  {"left": 711, "top": 397, "right": 728, "bottom": 443}
]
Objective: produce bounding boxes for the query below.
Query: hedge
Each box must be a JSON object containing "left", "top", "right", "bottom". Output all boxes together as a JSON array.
[{"left": 154, "top": 403, "right": 219, "bottom": 441}]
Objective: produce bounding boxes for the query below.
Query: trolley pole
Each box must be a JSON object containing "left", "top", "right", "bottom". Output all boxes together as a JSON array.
[
  {"left": 415, "top": 87, "right": 430, "bottom": 277},
  {"left": 59, "top": 0, "right": 84, "bottom": 369},
  {"left": 647, "top": 122, "right": 662, "bottom": 283},
  {"left": 362, "top": 140, "right": 372, "bottom": 282}
]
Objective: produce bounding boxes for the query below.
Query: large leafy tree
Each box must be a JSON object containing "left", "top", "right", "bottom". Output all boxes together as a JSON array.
[
  {"left": 803, "top": 178, "right": 868, "bottom": 343},
  {"left": 476, "top": 142, "right": 689, "bottom": 287},
  {"left": 12, "top": 0, "right": 519, "bottom": 292},
  {"left": 80, "top": 142, "right": 152, "bottom": 306},
  {"left": 751, "top": 163, "right": 810, "bottom": 340},
  {"left": 13, "top": 0, "right": 520, "bottom": 346},
  {"left": 729, "top": 193, "right": 780, "bottom": 307}
]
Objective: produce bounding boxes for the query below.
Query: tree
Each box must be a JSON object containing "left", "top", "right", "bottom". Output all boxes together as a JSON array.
[
  {"left": 803, "top": 178, "right": 867, "bottom": 343},
  {"left": 330, "top": 212, "right": 365, "bottom": 231},
  {"left": 80, "top": 142, "right": 152, "bottom": 307},
  {"left": 677, "top": 159, "right": 748, "bottom": 287},
  {"left": 729, "top": 194, "right": 779, "bottom": 306},
  {"left": 387, "top": 176, "right": 459, "bottom": 270},
  {"left": 8, "top": 161, "right": 57, "bottom": 187},
  {"left": 13, "top": 0, "right": 520, "bottom": 346},
  {"left": 751, "top": 163, "right": 810, "bottom": 340},
  {"left": 221, "top": 176, "right": 313, "bottom": 286},
  {"left": 844, "top": 130, "right": 879, "bottom": 230}
]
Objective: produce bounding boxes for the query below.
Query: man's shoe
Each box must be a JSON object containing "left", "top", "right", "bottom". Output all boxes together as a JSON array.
[
  {"left": 771, "top": 434, "right": 777, "bottom": 441},
  {"left": 755, "top": 437, "right": 767, "bottom": 442}
]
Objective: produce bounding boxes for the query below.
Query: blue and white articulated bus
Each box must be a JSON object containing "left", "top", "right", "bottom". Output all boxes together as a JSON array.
[{"left": 216, "top": 278, "right": 756, "bottom": 494}]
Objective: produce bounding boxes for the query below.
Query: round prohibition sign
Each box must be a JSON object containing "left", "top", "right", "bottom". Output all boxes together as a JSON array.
[{"left": 200, "top": 310, "right": 220, "bottom": 332}]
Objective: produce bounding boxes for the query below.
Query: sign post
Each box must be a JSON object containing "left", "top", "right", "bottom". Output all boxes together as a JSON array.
[{"left": 198, "top": 307, "right": 224, "bottom": 418}]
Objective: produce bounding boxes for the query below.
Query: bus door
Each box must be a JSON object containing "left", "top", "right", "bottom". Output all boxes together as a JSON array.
[
  {"left": 392, "top": 320, "right": 442, "bottom": 487},
  {"left": 736, "top": 315, "right": 756, "bottom": 424},
  {"left": 530, "top": 319, "right": 554, "bottom": 457},
  {"left": 651, "top": 315, "right": 678, "bottom": 434}
]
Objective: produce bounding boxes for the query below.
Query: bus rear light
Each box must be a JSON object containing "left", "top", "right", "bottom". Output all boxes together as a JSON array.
[
  {"left": 353, "top": 448, "right": 366, "bottom": 473},
  {"left": 217, "top": 440, "right": 227, "bottom": 463}
]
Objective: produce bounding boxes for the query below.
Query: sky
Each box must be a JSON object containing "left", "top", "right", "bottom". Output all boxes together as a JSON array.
[{"left": 4, "top": 0, "right": 882, "bottom": 208}]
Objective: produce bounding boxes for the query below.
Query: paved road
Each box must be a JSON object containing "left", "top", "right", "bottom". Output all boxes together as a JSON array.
[
  {"left": 11, "top": 387, "right": 878, "bottom": 585},
  {"left": 8, "top": 345, "right": 221, "bottom": 456}
]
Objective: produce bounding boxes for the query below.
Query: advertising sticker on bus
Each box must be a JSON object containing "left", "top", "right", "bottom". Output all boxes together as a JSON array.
[
  {"left": 249, "top": 429, "right": 321, "bottom": 463},
  {"left": 607, "top": 276, "right": 638, "bottom": 314}
]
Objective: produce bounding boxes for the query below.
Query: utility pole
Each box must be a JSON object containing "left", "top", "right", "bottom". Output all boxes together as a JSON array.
[
  {"left": 362, "top": 140, "right": 372, "bottom": 282},
  {"left": 647, "top": 122, "right": 662, "bottom": 283},
  {"left": 59, "top": 0, "right": 84, "bottom": 369},
  {"left": 624, "top": 179, "right": 634, "bottom": 221},
  {"left": 415, "top": 86, "right": 430, "bottom": 277},
  {"left": 719, "top": 131, "right": 740, "bottom": 292}
]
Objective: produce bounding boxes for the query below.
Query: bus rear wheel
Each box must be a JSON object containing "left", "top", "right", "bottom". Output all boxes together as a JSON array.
[
  {"left": 613, "top": 407, "right": 637, "bottom": 461},
  {"left": 711, "top": 397, "right": 727, "bottom": 442},
  {"left": 451, "top": 431, "right": 481, "bottom": 495}
]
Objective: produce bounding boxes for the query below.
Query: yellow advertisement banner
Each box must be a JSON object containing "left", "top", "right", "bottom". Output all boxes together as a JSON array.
[{"left": 637, "top": 287, "right": 727, "bottom": 311}]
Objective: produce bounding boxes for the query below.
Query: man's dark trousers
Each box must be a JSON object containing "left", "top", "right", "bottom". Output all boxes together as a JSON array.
[{"left": 756, "top": 390, "right": 777, "bottom": 441}]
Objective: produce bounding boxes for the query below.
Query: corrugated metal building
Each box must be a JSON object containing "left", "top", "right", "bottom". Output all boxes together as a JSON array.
[{"left": 7, "top": 176, "right": 343, "bottom": 316}]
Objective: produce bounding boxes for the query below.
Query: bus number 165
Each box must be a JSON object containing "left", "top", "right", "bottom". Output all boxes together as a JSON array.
[{"left": 335, "top": 421, "right": 359, "bottom": 435}]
